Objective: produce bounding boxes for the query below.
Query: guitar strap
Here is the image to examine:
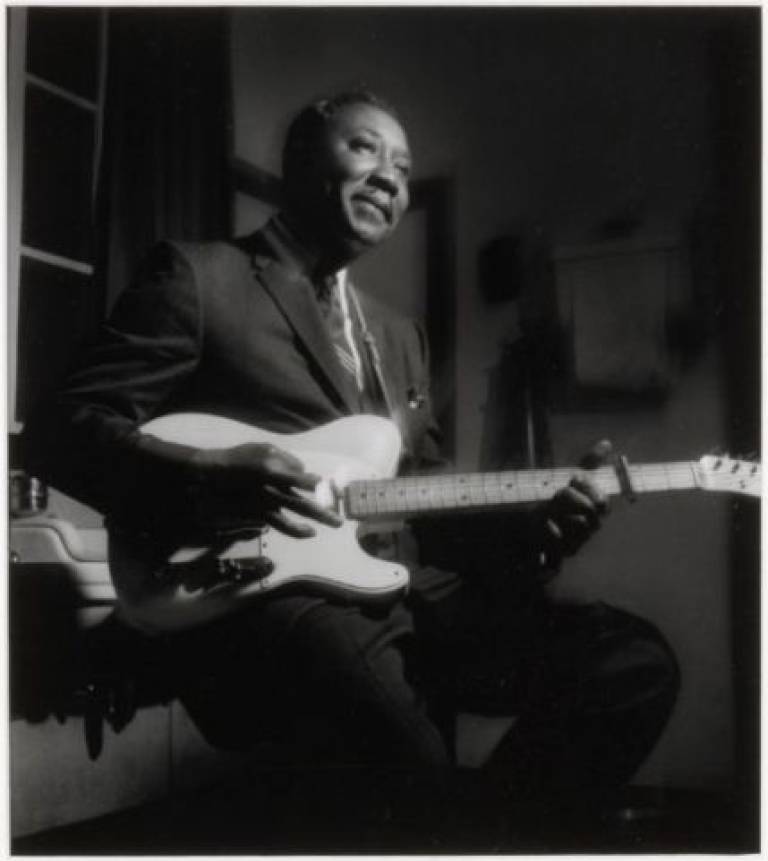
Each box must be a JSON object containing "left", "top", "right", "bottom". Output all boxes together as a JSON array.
[
  {"left": 347, "top": 284, "right": 401, "bottom": 430},
  {"left": 348, "top": 283, "right": 429, "bottom": 466}
]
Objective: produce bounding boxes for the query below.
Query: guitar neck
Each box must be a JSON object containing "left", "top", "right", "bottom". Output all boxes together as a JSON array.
[{"left": 344, "top": 461, "right": 701, "bottom": 520}]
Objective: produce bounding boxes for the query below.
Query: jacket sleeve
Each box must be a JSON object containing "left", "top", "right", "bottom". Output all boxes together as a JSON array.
[{"left": 23, "top": 241, "right": 205, "bottom": 526}]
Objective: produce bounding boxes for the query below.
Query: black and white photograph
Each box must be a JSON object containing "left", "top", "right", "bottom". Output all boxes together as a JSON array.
[{"left": 6, "top": 4, "right": 760, "bottom": 854}]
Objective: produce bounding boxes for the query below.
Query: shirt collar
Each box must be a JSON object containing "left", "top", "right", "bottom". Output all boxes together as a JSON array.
[{"left": 263, "top": 215, "right": 346, "bottom": 287}]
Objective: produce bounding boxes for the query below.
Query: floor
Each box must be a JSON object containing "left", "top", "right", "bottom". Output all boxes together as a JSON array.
[{"left": 12, "top": 777, "right": 756, "bottom": 854}]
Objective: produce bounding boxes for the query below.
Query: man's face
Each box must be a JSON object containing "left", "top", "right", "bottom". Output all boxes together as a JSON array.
[{"left": 308, "top": 103, "right": 411, "bottom": 254}]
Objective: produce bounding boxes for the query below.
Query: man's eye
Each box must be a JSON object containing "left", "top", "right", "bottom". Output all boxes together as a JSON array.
[
  {"left": 350, "top": 137, "right": 376, "bottom": 153},
  {"left": 395, "top": 163, "right": 411, "bottom": 179}
]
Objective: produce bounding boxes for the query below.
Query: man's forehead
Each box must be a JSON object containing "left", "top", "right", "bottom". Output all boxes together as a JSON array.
[{"left": 328, "top": 103, "right": 410, "bottom": 153}]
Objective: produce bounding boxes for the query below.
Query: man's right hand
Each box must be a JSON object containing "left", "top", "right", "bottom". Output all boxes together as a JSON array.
[{"left": 192, "top": 443, "right": 343, "bottom": 537}]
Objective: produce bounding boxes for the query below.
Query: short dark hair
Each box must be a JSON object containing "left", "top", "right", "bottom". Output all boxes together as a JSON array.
[{"left": 281, "top": 90, "right": 401, "bottom": 195}]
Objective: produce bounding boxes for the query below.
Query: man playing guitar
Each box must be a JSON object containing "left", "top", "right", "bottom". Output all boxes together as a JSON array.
[{"left": 24, "top": 90, "right": 680, "bottom": 837}]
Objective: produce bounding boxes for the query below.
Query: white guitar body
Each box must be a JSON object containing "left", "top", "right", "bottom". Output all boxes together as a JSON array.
[{"left": 109, "top": 414, "right": 408, "bottom": 634}]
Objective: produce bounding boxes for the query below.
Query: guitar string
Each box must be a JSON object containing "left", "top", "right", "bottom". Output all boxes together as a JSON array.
[{"left": 345, "top": 461, "right": 758, "bottom": 516}]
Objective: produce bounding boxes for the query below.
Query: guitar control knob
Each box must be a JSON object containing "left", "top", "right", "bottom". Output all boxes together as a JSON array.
[
  {"left": 219, "top": 556, "right": 275, "bottom": 583},
  {"left": 249, "top": 557, "right": 275, "bottom": 579}
]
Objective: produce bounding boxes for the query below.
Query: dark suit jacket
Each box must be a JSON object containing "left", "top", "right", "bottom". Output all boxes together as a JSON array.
[{"left": 23, "top": 228, "right": 443, "bottom": 527}]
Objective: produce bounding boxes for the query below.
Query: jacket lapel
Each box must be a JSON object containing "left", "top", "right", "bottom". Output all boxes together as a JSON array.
[{"left": 257, "top": 259, "right": 360, "bottom": 414}]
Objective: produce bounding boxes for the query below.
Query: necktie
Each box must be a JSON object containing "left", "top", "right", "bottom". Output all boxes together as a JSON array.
[{"left": 317, "top": 273, "right": 364, "bottom": 392}]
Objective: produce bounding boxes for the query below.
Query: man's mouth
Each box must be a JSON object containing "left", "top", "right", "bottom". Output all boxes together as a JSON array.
[{"left": 353, "top": 195, "right": 391, "bottom": 223}]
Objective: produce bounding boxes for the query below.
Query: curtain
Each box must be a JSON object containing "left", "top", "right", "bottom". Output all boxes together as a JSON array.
[{"left": 96, "top": 9, "right": 232, "bottom": 311}]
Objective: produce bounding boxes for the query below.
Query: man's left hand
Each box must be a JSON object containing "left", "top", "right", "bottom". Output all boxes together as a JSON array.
[{"left": 535, "top": 440, "right": 612, "bottom": 571}]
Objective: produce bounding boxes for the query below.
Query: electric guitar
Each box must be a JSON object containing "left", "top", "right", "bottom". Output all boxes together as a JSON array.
[{"left": 108, "top": 413, "right": 761, "bottom": 634}]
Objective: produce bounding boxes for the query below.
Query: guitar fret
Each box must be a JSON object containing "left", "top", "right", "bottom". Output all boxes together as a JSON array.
[
  {"left": 628, "top": 463, "right": 697, "bottom": 493},
  {"left": 348, "top": 469, "right": 571, "bottom": 518},
  {"left": 345, "top": 460, "right": 718, "bottom": 520}
]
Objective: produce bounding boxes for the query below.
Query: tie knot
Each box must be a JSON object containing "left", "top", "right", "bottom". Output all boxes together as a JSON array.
[{"left": 315, "top": 272, "right": 341, "bottom": 314}]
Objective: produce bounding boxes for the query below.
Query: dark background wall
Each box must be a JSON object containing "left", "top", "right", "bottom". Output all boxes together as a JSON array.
[{"left": 230, "top": 7, "right": 759, "bottom": 791}]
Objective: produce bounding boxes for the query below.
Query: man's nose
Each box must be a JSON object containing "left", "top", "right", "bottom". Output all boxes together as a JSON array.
[{"left": 368, "top": 161, "right": 401, "bottom": 197}]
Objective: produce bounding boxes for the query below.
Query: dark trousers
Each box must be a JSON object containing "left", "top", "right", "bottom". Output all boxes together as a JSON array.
[{"left": 173, "top": 562, "right": 680, "bottom": 797}]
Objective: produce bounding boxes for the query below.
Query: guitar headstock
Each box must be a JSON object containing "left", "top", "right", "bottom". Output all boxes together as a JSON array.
[{"left": 696, "top": 455, "right": 761, "bottom": 498}]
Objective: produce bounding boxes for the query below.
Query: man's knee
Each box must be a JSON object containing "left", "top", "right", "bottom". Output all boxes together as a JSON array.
[
  {"left": 587, "top": 602, "right": 681, "bottom": 714},
  {"left": 289, "top": 602, "right": 452, "bottom": 767}
]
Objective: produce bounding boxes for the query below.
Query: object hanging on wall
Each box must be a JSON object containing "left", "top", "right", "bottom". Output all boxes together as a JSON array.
[{"left": 552, "top": 235, "right": 688, "bottom": 407}]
